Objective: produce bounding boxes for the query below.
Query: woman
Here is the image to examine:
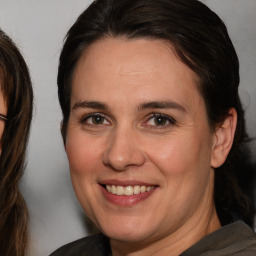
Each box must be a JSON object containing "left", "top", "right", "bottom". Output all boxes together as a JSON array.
[
  {"left": 0, "top": 29, "right": 33, "bottom": 255},
  {"left": 51, "top": 0, "right": 256, "bottom": 255}
]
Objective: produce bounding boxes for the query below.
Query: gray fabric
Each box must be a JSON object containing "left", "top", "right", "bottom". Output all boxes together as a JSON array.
[
  {"left": 49, "top": 233, "right": 110, "bottom": 256},
  {"left": 50, "top": 221, "right": 256, "bottom": 256},
  {"left": 181, "top": 221, "right": 256, "bottom": 256}
]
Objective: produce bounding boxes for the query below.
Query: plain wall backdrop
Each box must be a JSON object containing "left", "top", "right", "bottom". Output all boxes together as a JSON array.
[{"left": 0, "top": 1, "right": 255, "bottom": 255}]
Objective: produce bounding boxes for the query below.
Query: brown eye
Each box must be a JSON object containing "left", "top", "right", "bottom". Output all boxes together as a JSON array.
[
  {"left": 154, "top": 116, "right": 168, "bottom": 126},
  {"left": 144, "top": 113, "right": 176, "bottom": 128},
  {"left": 91, "top": 115, "right": 105, "bottom": 124},
  {"left": 80, "top": 113, "right": 110, "bottom": 126}
]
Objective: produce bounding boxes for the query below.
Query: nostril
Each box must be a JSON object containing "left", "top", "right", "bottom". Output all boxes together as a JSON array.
[
  {"left": 103, "top": 151, "right": 146, "bottom": 171},
  {"left": 102, "top": 134, "right": 146, "bottom": 171}
]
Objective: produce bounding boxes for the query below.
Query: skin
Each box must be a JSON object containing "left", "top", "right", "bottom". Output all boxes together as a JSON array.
[
  {"left": 65, "top": 38, "right": 236, "bottom": 256},
  {"left": 0, "top": 89, "right": 7, "bottom": 153}
]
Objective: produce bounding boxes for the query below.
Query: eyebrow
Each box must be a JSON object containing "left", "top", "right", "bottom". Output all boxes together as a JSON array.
[
  {"left": 72, "top": 101, "right": 108, "bottom": 110},
  {"left": 72, "top": 100, "right": 186, "bottom": 113},
  {"left": 138, "top": 101, "right": 186, "bottom": 113}
]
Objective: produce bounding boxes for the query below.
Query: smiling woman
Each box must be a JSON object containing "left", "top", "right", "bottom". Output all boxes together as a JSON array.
[
  {"left": 0, "top": 29, "right": 33, "bottom": 256},
  {"left": 50, "top": 0, "right": 256, "bottom": 255}
]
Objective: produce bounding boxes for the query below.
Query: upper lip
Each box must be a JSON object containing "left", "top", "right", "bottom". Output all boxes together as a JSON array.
[{"left": 99, "top": 179, "right": 157, "bottom": 187}]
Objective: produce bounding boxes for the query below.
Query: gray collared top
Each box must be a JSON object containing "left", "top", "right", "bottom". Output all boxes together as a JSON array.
[{"left": 50, "top": 221, "right": 256, "bottom": 256}]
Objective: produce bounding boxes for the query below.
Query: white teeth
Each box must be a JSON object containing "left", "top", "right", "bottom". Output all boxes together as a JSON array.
[
  {"left": 125, "top": 186, "right": 133, "bottom": 195},
  {"left": 146, "top": 186, "right": 151, "bottom": 192},
  {"left": 105, "top": 184, "right": 155, "bottom": 196},
  {"left": 141, "top": 186, "right": 146, "bottom": 193},
  {"left": 116, "top": 186, "right": 124, "bottom": 195},
  {"left": 134, "top": 185, "right": 141, "bottom": 195},
  {"left": 112, "top": 185, "right": 117, "bottom": 194}
]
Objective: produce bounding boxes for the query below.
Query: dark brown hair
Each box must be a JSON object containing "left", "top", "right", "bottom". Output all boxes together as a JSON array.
[
  {"left": 57, "top": 0, "right": 255, "bottom": 227},
  {"left": 0, "top": 29, "right": 33, "bottom": 256}
]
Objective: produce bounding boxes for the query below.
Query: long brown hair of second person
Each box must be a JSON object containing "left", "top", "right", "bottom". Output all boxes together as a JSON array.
[{"left": 0, "top": 29, "right": 33, "bottom": 256}]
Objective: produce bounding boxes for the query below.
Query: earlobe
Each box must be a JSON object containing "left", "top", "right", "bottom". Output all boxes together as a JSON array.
[{"left": 211, "top": 108, "right": 237, "bottom": 168}]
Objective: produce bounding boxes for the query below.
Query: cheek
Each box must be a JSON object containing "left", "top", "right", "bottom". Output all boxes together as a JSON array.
[
  {"left": 145, "top": 132, "right": 212, "bottom": 179},
  {"left": 65, "top": 132, "right": 103, "bottom": 216},
  {"left": 65, "top": 131, "right": 103, "bottom": 177},
  {"left": 146, "top": 136, "right": 193, "bottom": 172}
]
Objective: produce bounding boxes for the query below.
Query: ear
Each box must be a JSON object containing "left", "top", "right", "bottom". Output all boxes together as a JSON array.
[{"left": 211, "top": 108, "right": 237, "bottom": 168}]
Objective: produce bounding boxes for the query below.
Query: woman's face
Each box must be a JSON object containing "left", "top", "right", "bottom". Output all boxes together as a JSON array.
[{"left": 66, "top": 38, "right": 217, "bottom": 243}]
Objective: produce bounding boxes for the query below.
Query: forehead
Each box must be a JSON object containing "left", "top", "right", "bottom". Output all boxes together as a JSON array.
[
  {"left": 71, "top": 37, "right": 204, "bottom": 110},
  {"left": 76, "top": 37, "right": 198, "bottom": 80}
]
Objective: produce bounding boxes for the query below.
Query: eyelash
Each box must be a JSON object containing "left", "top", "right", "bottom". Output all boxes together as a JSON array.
[{"left": 79, "top": 112, "right": 176, "bottom": 128}]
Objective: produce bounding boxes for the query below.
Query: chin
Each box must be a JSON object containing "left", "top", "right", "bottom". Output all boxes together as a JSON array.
[
  {"left": 106, "top": 231, "right": 151, "bottom": 243},
  {"left": 99, "top": 220, "right": 156, "bottom": 243}
]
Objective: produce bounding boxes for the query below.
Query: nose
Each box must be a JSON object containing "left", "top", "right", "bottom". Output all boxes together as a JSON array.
[{"left": 103, "top": 128, "right": 146, "bottom": 171}]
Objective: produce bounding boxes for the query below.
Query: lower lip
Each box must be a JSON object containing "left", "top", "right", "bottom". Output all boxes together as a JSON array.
[{"left": 100, "top": 185, "right": 157, "bottom": 206}]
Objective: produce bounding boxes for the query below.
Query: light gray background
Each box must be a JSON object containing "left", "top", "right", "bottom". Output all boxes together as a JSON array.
[{"left": 0, "top": 1, "right": 255, "bottom": 255}]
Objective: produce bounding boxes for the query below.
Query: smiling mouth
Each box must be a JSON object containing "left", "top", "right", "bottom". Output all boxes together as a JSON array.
[{"left": 104, "top": 184, "right": 155, "bottom": 196}]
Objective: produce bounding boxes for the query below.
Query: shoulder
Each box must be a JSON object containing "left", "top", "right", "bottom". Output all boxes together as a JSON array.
[
  {"left": 223, "top": 221, "right": 256, "bottom": 255},
  {"left": 182, "top": 221, "right": 256, "bottom": 256},
  {"left": 49, "top": 233, "right": 111, "bottom": 256}
]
